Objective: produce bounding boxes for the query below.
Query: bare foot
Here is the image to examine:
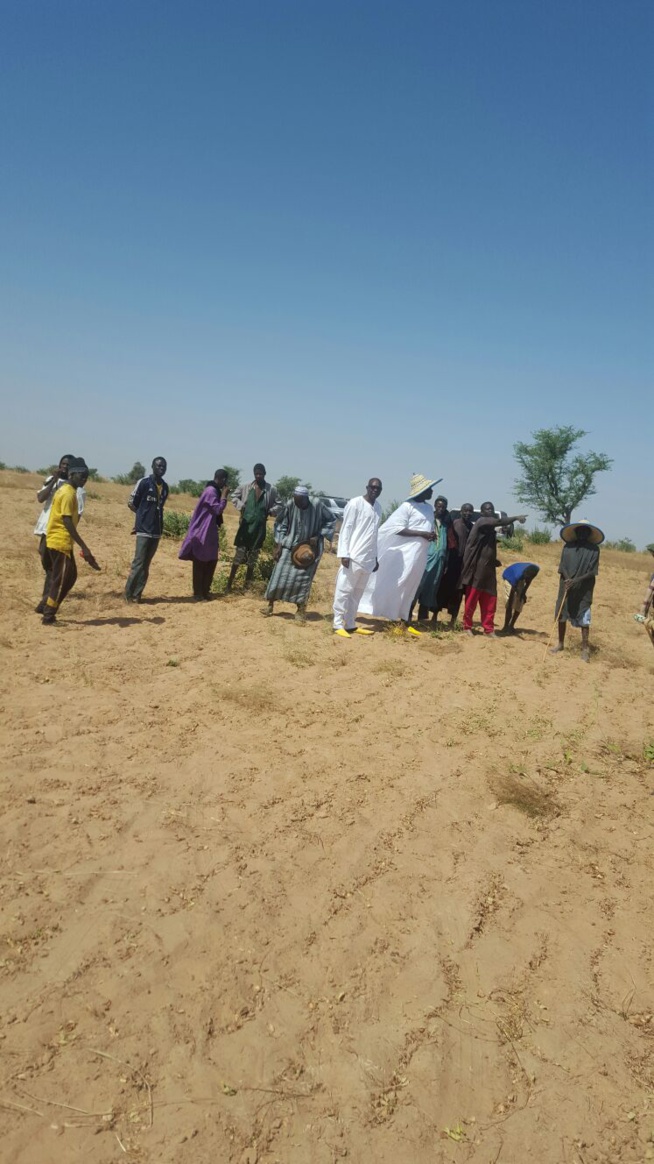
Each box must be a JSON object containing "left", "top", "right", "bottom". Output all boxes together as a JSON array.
[
  {"left": 580, "top": 647, "right": 590, "bottom": 663},
  {"left": 549, "top": 645, "right": 564, "bottom": 654}
]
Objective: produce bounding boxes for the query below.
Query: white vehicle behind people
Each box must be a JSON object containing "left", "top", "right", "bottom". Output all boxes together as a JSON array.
[
  {"left": 321, "top": 496, "right": 349, "bottom": 522},
  {"left": 321, "top": 496, "right": 349, "bottom": 550}
]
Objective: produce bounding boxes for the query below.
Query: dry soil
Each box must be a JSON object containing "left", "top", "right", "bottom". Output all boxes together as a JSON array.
[{"left": 1, "top": 471, "right": 653, "bottom": 1164}]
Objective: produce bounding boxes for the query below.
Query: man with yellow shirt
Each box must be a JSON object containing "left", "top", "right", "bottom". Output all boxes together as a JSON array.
[{"left": 42, "top": 458, "right": 100, "bottom": 625}]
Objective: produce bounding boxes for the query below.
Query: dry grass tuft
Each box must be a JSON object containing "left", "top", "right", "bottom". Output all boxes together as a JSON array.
[
  {"left": 373, "top": 659, "right": 407, "bottom": 678},
  {"left": 491, "top": 772, "right": 560, "bottom": 819}
]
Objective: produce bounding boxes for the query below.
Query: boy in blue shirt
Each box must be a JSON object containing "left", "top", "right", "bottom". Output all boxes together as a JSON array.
[{"left": 500, "top": 562, "right": 540, "bottom": 634}]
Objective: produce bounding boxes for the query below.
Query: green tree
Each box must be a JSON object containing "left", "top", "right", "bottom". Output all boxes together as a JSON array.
[
  {"left": 513, "top": 426, "right": 612, "bottom": 526},
  {"left": 176, "top": 478, "right": 204, "bottom": 497},
  {"left": 222, "top": 465, "right": 241, "bottom": 492},
  {"left": 113, "top": 461, "right": 146, "bottom": 485},
  {"left": 274, "top": 475, "right": 301, "bottom": 501}
]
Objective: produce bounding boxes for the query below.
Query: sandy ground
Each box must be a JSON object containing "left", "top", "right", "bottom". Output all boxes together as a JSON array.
[{"left": 1, "top": 470, "right": 653, "bottom": 1164}]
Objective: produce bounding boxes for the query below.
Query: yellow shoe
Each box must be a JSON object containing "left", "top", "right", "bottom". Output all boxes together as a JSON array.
[
  {"left": 334, "top": 628, "right": 351, "bottom": 638},
  {"left": 406, "top": 626, "right": 422, "bottom": 636},
  {"left": 348, "top": 627, "right": 374, "bottom": 636}
]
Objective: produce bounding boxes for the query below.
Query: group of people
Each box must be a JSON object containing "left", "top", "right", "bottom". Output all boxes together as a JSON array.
[
  {"left": 327, "top": 473, "right": 602, "bottom": 659},
  {"left": 32, "top": 455, "right": 632, "bottom": 661}
]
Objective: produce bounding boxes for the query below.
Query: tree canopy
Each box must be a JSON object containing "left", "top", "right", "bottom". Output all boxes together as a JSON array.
[
  {"left": 113, "top": 461, "right": 146, "bottom": 485},
  {"left": 513, "top": 426, "right": 612, "bottom": 526},
  {"left": 274, "top": 475, "right": 301, "bottom": 501}
]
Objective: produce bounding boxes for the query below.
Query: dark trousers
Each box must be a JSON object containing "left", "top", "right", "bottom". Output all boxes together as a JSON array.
[
  {"left": 38, "top": 535, "right": 53, "bottom": 601},
  {"left": 43, "top": 549, "right": 77, "bottom": 620},
  {"left": 192, "top": 558, "right": 217, "bottom": 599},
  {"left": 125, "top": 535, "right": 160, "bottom": 600}
]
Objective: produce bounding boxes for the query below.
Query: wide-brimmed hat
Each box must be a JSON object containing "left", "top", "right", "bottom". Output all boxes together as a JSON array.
[
  {"left": 559, "top": 519, "right": 605, "bottom": 545},
  {"left": 291, "top": 543, "right": 316, "bottom": 569},
  {"left": 406, "top": 473, "right": 443, "bottom": 500}
]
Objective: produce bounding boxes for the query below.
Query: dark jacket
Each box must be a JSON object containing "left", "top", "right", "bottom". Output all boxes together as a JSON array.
[{"left": 128, "top": 475, "right": 169, "bottom": 538}]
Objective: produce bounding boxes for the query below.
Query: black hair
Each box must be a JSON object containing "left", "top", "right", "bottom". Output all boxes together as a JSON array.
[
  {"left": 214, "top": 468, "right": 228, "bottom": 480},
  {"left": 152, "top": 456, "right": 167, "bottom": 467},
  {"left": 253, "top": 463, "right": 266, "bottom": 474},
  {"left": 435, "top": 495, "right": 448, "bottom": 506}
]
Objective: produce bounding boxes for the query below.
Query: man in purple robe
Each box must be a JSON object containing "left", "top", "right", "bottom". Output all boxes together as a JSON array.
[{"left": 178, "top": 470, "right": 230, "bottom": 599}]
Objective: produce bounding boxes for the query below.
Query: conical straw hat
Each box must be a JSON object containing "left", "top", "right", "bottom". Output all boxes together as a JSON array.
[
  {"left": 559, "top": 519, "right": 604, "bottom": 545},
  {"left": 406, "top": 473, "right": 442, "bottom": 500}
]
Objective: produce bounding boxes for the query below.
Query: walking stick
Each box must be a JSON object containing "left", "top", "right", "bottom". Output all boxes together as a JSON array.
[{"left": 543, "top": 590, "right": 567, "bottom": 661}]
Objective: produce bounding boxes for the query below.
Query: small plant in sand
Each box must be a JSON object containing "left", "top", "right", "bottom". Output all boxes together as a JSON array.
[
  {"left": 501, "top": 530, "right": 526, "bottom": 551},
  {"left": 491, "top": 772, "right": 559, "bottom": 819},
  {"left": 162, "top": 511, "right": 191, "bottom": 539}
]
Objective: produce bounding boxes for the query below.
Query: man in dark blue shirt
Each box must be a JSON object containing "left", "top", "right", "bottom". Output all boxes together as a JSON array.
[{"left": 125, "top": 457, "right": 169, "bottom": 602}]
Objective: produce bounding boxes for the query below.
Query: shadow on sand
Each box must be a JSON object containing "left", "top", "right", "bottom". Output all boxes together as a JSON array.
[
  {"left": 67, "top": 616, "right": 166, "bottom": 628},
  {"left": 267, "top": 611, "right": 327, "bottom": 624}
]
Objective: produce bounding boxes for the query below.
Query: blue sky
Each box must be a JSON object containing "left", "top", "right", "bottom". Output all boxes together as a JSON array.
[{"left": 1, "top": 1, "right": 651, "bottom": 542}]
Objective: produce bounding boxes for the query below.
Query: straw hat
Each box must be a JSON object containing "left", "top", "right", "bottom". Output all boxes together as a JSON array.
[
  {"left": 291, "top": 543, "right": 316, "bottom": 568},
  {"left": 559, "top": 519, "right": 605, "bottom": 545},
  {"left": 406, "top": 473, "right": 443, "bottom": 500}
]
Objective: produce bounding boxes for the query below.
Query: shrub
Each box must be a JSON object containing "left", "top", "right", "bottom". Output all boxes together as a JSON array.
[
  {"left": 163, "top": 511, "right": 191, "bottom": 539},
  {"left": 502, "top": 530, "right": 526, "bottom": 551},
  {"left": 113, "top": 461, "right": 146, "bottom": 485},
  {"left": 174, "top": 478, "right": 205, "bottom": 497},
  {"left": 527, "top": 527, "right": 552, "bottom": 545},
  {"left": 12, "top": 465, "right": 30, "bottom": 473},
  {"left": 256, "top": 528, "right": 278, "bottom": 582},
  {"left": 604, "top": 538, "right": 636, "bottom": 553},
  {"left": 381, "top": 500, "right": 400, "bottom": 523},
  {"left": 0, "top": 462, "right": 6, "bottom": 470}
]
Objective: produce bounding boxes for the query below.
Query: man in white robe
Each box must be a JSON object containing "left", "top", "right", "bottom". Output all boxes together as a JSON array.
[
  {"left": 358, "top": 474, "right": 440, "bottom": 635},
  {"left": 332, "top": 479, "right": 383, "bottom": 637}
]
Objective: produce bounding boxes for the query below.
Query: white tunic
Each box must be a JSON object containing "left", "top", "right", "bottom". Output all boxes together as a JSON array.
[
  {"left": 357, "top": 499, "right": 434, "bottom": 621},
  {"left": 337, "top": 495, "right": 382, "bottom": 571},
  {"left": 34, "top": 477, "right": 86, "bottom": 536}
]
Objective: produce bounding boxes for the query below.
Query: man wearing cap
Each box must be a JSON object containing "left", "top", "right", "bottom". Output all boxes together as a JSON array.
[
  {"left": 227, "top": 463, "right": 281, "bottom": 592},
  {"left": 460, "top": 502, "right": 527, "bottom": 636},
  {"left": 124, "top": 456, "right": 169, "bottom": 602},
  {"left": 357, "top": 474, "right": 440, "bottom": 634},
  {"left": 332, "top": 478, "right": 383, "bottom": 638},
  {"left": 41, "top": 458, "right": 100, "bottom": 625},
  {"left": 550, "top": 519, "right": 603, "bottom": 663},
  {"left": 34, "top": 453, "right": 89, "bottom": 613},
  {"left": 262, "top": 487, "right": 336, "bottom": 622}
]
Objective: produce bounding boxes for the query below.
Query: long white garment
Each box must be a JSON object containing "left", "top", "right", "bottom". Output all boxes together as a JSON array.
[
  {"left": 357, "top": 499, "right": 434, "bottom": 621},
  {"left": 333, "top": 562, "right": 370, "bottom": 629},
  {"left": 337, "top": 495, "right": 382, "bottom": 570}
]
